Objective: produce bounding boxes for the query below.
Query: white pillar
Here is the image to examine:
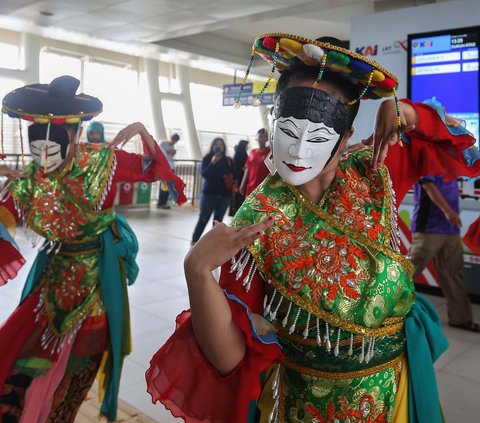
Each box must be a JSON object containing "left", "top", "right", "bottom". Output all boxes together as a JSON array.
[
  {"left": 144, "top": 57, "right": 167, "bottom": 141},
  {"left": 21, "top": 32, "right": 40, "bottom": 84},
  {"left": 177, "top": 65, "right": 202, "bottom": 160}
]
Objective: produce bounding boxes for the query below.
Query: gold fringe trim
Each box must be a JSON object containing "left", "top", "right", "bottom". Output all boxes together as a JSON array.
[
  {"left": 275, "top": 324, "right": 400, "bottom": 347},
  {"left": 282, "top": 353, "right": 404, "bottom": 380},
  {"left": 1, "top": 104, "right": 102, "bottom": 121}
]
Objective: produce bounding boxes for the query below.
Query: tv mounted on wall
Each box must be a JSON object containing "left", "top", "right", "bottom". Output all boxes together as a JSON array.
[{"left": 408, "top": 26, "right": 480, "bottom": 144}]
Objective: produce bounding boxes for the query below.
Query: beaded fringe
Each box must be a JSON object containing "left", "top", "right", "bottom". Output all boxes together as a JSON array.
[
  {"left": 96, "top": 154, "right": 117, "bottom": 211},
  {"left": 231, "top": 248, "right": 377, "bottom": 363},
  {"left": 387, "top": 170, "right": 401, "bottom": 252},
  {"left": 34, "top": 287, "right": 86, "bottom": 354}
]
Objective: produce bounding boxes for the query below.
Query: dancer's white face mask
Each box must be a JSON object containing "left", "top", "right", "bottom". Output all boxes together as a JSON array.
[
  {"left": 272, "top": 118, "right": 340, "bottom": 186},
  {"left": 271, "top": 86, "right": 351, "bottom": 186},
  {"left": 30, "top": 139, "right": 69, "bottom": 173}
]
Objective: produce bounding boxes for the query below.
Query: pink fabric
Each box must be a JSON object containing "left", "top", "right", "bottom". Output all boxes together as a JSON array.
[
  {"left": 20, "top": 331, "right": 77, "bottom": 423},
  {"left": 0, "top": 240, "right": 26, "bottom": 286}
]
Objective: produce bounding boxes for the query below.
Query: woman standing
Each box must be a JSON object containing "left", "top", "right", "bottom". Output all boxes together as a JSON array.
[
  {"left": 229, "top": 139, "right": 249, "bottom": 216},
  {"left": 191, "top": 137, "right": 236, "bottom": 244}
]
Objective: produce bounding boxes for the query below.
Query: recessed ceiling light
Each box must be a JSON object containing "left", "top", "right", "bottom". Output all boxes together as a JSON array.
[{"left": 40, "top": 11, "right": 54, "bottom": 17}]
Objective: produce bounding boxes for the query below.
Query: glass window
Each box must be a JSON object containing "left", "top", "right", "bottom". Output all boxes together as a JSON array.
[
  {"left": 0, "top": 78, "right": 25, "bottom": 156},
  {"left": 190, "top": 82, "right": 263, "bottom": 154},
  {"left": 84, "top": 61, "right": 140, "bottom": 124},
  {"left": 0, "top": 42, "right": 20, "bottom": 70},
  {"left": 161, "top": 100, "right": 188, "bottom": 159},
  {"left": 39, "top": 50, "right": 81, "bottom": 83},
  {"left": 159, "top": 76, "right": 181, "bottom": 94}
]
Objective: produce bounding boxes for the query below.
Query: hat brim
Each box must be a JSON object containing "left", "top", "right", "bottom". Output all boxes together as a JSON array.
[
  {"left": 2, "top": 84, "right": 102, "bottom": 124},
  {"left": 254, "top": 33, "right": 398, "bottom": 100}
]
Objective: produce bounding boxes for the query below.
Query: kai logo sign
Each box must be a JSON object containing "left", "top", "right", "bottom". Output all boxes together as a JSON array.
[{"left": 355, "top": 45, "right": 378, "bottom": 56}]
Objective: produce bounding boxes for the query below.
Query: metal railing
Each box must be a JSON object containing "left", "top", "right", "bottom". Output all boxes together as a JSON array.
[
  {"left": 1, "top": 153, "right": 203, "bottom": 205},
  {"left": 150, "top": 159, "right": 202, "bottom": 205}
]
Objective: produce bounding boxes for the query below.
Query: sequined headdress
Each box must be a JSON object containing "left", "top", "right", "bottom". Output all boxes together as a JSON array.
[
  {"left": 236, "top": 33, "right": 401, "bottom": 134},
  {"left": 1, "top": 75, "right": 103, "bottom": 165}
]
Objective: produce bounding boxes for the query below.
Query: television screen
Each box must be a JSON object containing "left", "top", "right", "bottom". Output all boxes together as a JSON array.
[{"left": 408, "top": 26, "right": 479, "bottom": 143}]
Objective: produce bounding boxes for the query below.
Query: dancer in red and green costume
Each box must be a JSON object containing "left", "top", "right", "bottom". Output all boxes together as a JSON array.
[
  {"left": 146, "top": 34, "right": 480, "bottom": 423},
  {"left": 0, "top": 75, "right": 186, "bottom": 422}
]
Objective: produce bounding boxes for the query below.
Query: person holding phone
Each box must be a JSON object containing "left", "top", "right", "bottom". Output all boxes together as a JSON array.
[{"left": 191, "top": 137, "right": 236, "bottom": 245}]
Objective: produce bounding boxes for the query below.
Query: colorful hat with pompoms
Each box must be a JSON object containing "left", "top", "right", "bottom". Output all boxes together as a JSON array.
[{"left": 236, "top": 33, "right": 399, "bottom": 107}]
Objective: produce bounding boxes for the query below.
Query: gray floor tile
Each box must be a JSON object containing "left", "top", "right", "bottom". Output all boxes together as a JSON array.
[{"left": 1, "top": 206, "right": 479, "bottom": 422}]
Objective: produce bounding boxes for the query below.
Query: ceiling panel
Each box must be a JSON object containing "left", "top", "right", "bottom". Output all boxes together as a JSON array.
[
  {"left": 137, "top": 10, "right": 216, "bottom": 32},
  {"left": 0, "top": 0, "right": 454, "bottom": 76}
]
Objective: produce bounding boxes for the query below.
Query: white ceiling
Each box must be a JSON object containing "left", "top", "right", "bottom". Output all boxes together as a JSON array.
[{"left": 0, "top": 0, "right": 444, "bottom": 71}]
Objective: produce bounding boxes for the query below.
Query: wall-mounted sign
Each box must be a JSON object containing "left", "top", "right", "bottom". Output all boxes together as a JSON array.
[{"left": 222, "top": 81, "right": 277, "bottom": 106}]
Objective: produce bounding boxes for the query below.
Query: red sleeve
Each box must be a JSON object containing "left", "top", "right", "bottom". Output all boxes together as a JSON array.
[
  {"left": 0, "top": 239, "right": 25, "bottom": 286},
  {"left": 464, "top": 217, "right": 480, "bottom": 255},
  {"left": 113, "top": 138, "right": 187, "bottom": 205},
  {"left": 385, "top": 99, "right": 480, "bottom": 203},
  {"left": 146, "top": 255, "right": 284, "bottom": 423},
  {"left": 0, "top": 196, "right": 26, "bottom": 285}
]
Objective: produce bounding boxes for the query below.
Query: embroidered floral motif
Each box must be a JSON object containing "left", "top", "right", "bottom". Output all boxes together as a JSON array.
[
  {"left": 49, "top": 263, "right": 89, "bottom": 310},
  {"left": 305, "top": 394, "right": 388, "bottom": 423},
  {"left": 29, "top": 185, "right": 88, "bottom": 240},
  {"left": 253, "top": 193, "right": 369, "bottom": 303},
  {"left": 325, "top": 161, "right": 385, "bottom": 241}
]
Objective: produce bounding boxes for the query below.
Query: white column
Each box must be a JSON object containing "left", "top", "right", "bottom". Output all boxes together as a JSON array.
[
  {"left": 177, "top": 65, "right": 202, "bottom": 160},
  {"left": 21, "top": 32, "right": 40, "bottom": 84},
  {"left": 144, "top": 57, "right": 167, "bottom": 142}
]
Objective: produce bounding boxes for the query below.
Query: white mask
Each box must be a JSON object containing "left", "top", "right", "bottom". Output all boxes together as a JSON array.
[
  {"left": 272, "top": 117, "right": 341, "bottom": 186},
  {"left": 30, "top": 139, "right": 69, "bottom": 173}
]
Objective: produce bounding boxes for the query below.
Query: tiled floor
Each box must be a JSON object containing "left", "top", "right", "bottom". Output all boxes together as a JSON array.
[{"left": 1, "top": 204, "right": 479, "bottom": 422}]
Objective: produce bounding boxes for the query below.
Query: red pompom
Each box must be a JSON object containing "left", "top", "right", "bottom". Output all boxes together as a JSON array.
[
  {"left": 262, "top": 37, "right": 277, "bottom": 51},
  {"left": 374, "top": 76, "right": 396, "bottom": 89}
]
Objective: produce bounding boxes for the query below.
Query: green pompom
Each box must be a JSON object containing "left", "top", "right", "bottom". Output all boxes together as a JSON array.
[{"left": 326, "top": 51, "right": 350, "bottom": 66}]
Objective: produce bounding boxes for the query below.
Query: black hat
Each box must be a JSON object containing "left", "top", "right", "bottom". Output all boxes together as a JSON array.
[{"left": 2, "top": 75, "right": 102, "bottom": 124}]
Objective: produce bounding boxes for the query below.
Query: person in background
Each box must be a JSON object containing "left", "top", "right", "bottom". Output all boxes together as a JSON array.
[
  {"left": 409, "top": 175, "right": 480, "bottom": 332},
  {"left": 191, "top": 137, "right": 236, "bottom": 245},
  {"left": 239, "top": 128, "right": 270, "bottom": 196},
  {"left": 157, "top": 133, "right": 180, "bottom": 209},
  {"left": 229, "top": 139, "right": 249, "bottom": 216},
  {"left": 86, "top": 121, "right": 105, "bottom": 144}
]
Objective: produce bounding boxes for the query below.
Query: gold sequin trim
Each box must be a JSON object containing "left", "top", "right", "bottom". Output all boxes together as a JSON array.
[
  {"left": 1, "top": 104, "right": 102, "bottom": 121},
  {"left": 282, "top": 353, "right": 404, "bottom": 380}
]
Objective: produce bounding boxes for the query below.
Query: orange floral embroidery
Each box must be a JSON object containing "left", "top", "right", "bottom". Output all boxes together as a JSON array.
[
  {"left": 306, "top": 394, "right": 388, "bottom": 423},
  {"left": 50, "top": 264, "right": 89, "bottom": 310}
]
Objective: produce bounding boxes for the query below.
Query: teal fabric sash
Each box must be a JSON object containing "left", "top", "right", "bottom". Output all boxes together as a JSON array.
[
  {"left": 405, "top": 294, "right": 448, "bottom": 423},
  {"left": 99, "top": 213, "right": 138, "bottom": 420}
]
